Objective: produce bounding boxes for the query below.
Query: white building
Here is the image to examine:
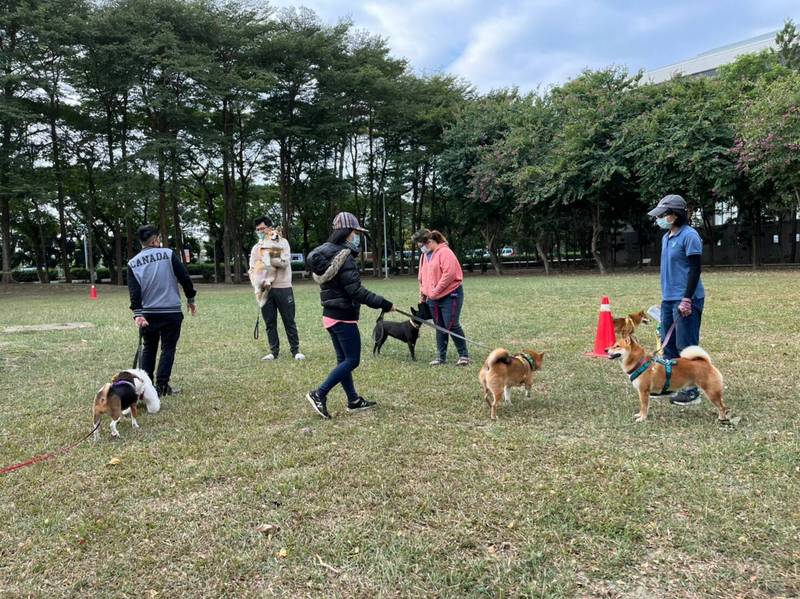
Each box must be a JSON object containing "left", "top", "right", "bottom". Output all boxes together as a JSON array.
[{"left": 643, "top": 30, "right": 779, "bottom": 84}]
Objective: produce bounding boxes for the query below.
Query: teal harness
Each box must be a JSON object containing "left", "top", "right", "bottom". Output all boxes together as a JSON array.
[
  {"left": 516, "top": 353, "right": 537, "bottom": 371},
  {"left": 628, "top": 356, "right": 675, "bottom": 395}
]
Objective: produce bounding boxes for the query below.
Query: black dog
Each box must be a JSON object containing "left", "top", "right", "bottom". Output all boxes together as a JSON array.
[{"left": 373, "top": 306, "right": 422, "bottom": 361}]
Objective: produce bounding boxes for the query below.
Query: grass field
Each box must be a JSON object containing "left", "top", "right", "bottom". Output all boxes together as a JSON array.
[{"left": 1, "top": 271, "right": 799, "bottom": 598}]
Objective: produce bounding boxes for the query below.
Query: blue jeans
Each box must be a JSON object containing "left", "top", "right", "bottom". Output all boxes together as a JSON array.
[
  {"left": 660, "top": 297, "right": 704, "bottom": 360},
  {"left": 427, "top": 286, "right": 468, "bottom": 361},
  {"left": 317, "top": 322, "right": 360, "bottom": 402}
]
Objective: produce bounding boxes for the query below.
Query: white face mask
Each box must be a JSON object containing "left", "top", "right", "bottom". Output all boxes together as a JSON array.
[
  {"left": 350, "top": 234, "right": 361, "bottom": 249},
  {"left": 257, "top": 231, "right": 266, "bottom": 241},
  {"left": 419, "top": 243, "right": 431, "bottom": 254}
]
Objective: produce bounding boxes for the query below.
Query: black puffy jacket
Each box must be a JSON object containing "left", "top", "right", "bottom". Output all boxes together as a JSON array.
[{"left": 306, "top": 242, "right": 392, "bottom": 321}]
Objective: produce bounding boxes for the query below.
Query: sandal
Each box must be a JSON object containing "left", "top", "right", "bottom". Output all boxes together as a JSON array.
[{"left": 456, "top": 356, "right": 471, "bottom": 367}]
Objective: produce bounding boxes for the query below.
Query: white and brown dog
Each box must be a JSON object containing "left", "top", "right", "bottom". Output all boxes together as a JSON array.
[
  {"left": 248, "top": 227, "right": 284, "bottom": 307},
  {"left": 607, "top": 335, "right": 730, "bottom": 423},
  {"left": 92, "top": 369, "right": 160, "bottom": 441}
]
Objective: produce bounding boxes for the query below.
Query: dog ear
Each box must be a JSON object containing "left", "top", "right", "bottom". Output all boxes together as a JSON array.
[{"left": 410, "top": 306, "right": 418, "bottom": 315}]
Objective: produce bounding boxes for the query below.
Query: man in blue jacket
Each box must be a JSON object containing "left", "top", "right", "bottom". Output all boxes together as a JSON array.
[
  {"left": 127, "top": 225, "right": 197, "bottom": 398},
  {"left": 648, "top": 194, "right": 705, "bottom": 406}
]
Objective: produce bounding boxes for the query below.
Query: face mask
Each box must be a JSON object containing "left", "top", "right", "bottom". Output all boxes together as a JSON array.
[
  {"left": 656, "top": 216, "right": 672, "bottom": 230},
  {"left": 420, "top": 244, "right": 431, "bottom": 255},
  {"left": 350, "top": 234, "right": 361, "bottom": 249},
  {"left": 257, "top": 231, "right": 266, "bottom": 241}
]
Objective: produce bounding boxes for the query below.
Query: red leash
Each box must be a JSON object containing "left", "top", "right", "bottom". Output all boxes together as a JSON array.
[{"left": 0, "top": 421, "right": 100, "bottom": 476}]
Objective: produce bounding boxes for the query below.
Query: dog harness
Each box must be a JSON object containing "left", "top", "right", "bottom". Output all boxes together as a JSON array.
[
  {"left": 627, "top": 358, "right": 652, "bottom": 382},
  {"left": 628, "top": 356, "right": 675, "bottom": 395},
  {"left": 515, "top": 353, "right": 537, "bottom": 371}
]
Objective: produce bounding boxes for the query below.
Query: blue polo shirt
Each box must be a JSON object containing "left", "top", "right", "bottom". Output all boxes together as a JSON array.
[{"left": 660, "top": 225, "right": 705, "bottom": 301}]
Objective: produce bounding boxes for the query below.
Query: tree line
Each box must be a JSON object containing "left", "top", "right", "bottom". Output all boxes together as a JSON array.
[{"left": 1, "top": 2, "right": 798, "bottom": 284}]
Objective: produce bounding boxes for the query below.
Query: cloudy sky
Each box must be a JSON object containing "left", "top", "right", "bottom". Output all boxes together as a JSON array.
[{"left": 268, "top": 0, "right": 798, "bottom": 91}]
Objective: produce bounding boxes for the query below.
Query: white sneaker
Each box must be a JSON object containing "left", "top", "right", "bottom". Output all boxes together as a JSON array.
[
  {"left": 294, "top": 353, "right": 306, "bottom": 361},
  {"left": 261, "top": 353, "right": 275, "bottom": 361}
]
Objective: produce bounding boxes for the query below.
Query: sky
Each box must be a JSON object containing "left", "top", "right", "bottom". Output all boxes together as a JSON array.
[{"left": 266, "top": 0, "right": 798, "bottom": 91}]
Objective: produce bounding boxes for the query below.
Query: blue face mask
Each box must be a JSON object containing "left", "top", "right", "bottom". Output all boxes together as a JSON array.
[
  {"left": 350, "top": 234, "right": 361, "bottom": 249},
  {"left": 257, "top": 231, "right": 266, "bottom": 241},
  {"left": 656, "top": 216, "right": 672, "bottom": 230}
]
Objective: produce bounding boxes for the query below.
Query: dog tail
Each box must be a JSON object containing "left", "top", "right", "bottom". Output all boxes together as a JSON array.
[
  {"left": 680, "top": 346, "right": 712, "bottom": 362},
  {"left": 486, "top": 348, "right": 513, "bottom": 369}
]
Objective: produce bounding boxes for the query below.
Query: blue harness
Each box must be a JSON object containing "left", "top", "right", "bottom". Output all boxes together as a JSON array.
[{"left": 628, "top": 356, "right": 675, "bottom": 396}]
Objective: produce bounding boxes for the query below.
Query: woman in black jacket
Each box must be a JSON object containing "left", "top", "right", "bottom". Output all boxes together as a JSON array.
[{"left": 305, "top": 212, "right": 394, "bottom": 419}]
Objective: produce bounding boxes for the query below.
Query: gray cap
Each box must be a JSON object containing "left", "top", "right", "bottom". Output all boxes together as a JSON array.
[{"left": 648, "top": 194, "right": 687, "bottom": 217}]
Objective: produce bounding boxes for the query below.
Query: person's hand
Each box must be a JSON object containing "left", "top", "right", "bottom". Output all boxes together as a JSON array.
[
  {"left": 418, "top": 292, "right": 426, "bottom": 304},
  {"left": 188, "top": 302, "right": 197, "bottom": 316},
  {"left": 388, "top": 304, "right": 396, "bottom": 312},
  {"left": 678, "top": 298, "right": 692, "bottom": 317},
  {"left": 134, "top": 316, "right": 149, "bottom": 328}
]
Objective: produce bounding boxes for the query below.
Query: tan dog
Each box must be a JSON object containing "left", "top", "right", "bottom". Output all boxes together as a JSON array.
[
  {"left": 248, "top": 228, "right": 284, "bottom": 306},
  {"left": 479, "top": 348, "right": 544, "bottom": 420},
  {"left": 607, "top": 336, "right": 730, "bottom": 423},
  {"left": 92, "top": 371, "right": 142, "bottom": 441},
  {"left": 613, "top": 310, "right": 650, "bottom": 338}
]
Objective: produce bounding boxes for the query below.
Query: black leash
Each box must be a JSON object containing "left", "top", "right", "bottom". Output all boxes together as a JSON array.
[
  {"left": 253, "top": 313, "right": 260, "bottom": 340},
  {"left": 394, "top": 308, "right": 494, "bottom": 350},
  {"left": 132, "top": 328, "right": 144, "bottom": 369}
]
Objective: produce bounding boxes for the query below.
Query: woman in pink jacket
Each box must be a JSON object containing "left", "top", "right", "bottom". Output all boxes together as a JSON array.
[{"left": 412, "top": 229, "right": 470, "bottom": 366}]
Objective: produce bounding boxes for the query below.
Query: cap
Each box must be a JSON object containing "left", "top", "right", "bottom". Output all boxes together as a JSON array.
[
  {"left": 647, "top": 194, "right": 687, "bottom": 217},
  {"left": 332, "top": 211, "right": 368, "bottom": 232}
]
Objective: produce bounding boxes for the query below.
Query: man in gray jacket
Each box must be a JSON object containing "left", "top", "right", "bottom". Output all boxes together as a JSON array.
[{"left": 127, "top": 225, "right": 197, "bottom": 397}]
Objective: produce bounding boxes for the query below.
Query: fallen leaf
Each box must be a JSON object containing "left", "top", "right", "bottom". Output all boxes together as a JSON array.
[
  {"left": 276, "top": 548, "right": 288, "bottom": 558},
  {"left": 507, "top": 521, "right": 516, "bottom": 529},
  {"left": 107, "top": 457, "right": 122, "bottom": 466},
  {"left": 256, "top": 524, "right": 280, "bottom": 536}
]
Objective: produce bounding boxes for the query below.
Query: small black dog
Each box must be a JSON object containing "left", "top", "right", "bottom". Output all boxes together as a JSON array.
[{"left": 373, "top": 306, "right": 422, "bottom": 360}]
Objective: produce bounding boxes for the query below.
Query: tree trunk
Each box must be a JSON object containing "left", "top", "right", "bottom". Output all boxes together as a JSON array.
[
  {"left": 34, "top": 207, "right": 50, "bottom": 284},
  {"left": 536, "top": 233, "right": 550, "bottom": 275},
  {"left": 590, "top": 201, "right": 607, "bottom": 275},
  {"left": 221, "top": 98, "right": 236, "bottom": 283},
  {"left": 482, "top": 228, "right": 502, "bottom": 275},
  {"left": 113, "top": 220, "right": 124, "bottom": 285},
  {"left": 157, "top": 147, "right": 169, "bottom": 242},
  {"left": 170, "top": 145, "right": 182, "bottom": 255},
  {"left": 85, "top": 160, "right": 98, "bottom": 284},
  {"left": 0, "top": 27, "right": 17, "bottom": 284},
  {"left": 50, "top": 101, "right": 72, "bottom": 283},
  {"left": 792, "top": 189, "right": 799, "bottom": 263}
]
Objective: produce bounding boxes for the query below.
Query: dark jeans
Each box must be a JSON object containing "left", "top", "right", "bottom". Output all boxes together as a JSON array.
[
  {"left": 317, "top": 322, "right": 361, "bottom": 402},
  {"left": 427, "top": 285, "right": 468, "bottom": 361},
  {"left": 261, "top": 287, "right": 300, "bottom": 357},
  {"left": 660, "top": 297, "right": 704, "bottom": 360},
  {"left": 140, "top": 312, "right": 183, "bottom": 386}
]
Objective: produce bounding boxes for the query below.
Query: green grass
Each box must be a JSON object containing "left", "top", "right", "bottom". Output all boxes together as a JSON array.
[{"left": 1, "top": 272, "right": 798, "bottom": 598}]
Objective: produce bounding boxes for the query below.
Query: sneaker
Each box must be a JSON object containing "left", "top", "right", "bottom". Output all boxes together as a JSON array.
[
  {"left": 670, "top": 387, "right": 701, "bottom": 406},
  {"left": 294, "top": 353, "right": 306, "bottom": 361},
  {"left": 306, "top": 391, "right": 331, "bottom": 419},
  {"left": 261, "top": 353, "right": 276, "bottom": 361},
  {"left": 456, "top": 356, "right": 471, "bottom": 367},
  {"left": 429, "top": 359, "right": 446, "bottom": 366},
  {"left": 347, "top": 397, "right": 376, "bottom": 412},
  {"left": 157, "top": 383, "right": 180, "bottom": 398}
]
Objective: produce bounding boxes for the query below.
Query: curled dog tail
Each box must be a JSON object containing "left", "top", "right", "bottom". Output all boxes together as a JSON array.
[
  {"left": 486, "top": 348, "right": 513, "bottom": 369},
  {"left": 680, "top": 346, "right": 712, "bottom": 362}
]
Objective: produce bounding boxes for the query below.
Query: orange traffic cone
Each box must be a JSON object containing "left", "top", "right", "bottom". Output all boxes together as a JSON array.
[
  {"left": 585, "top": 295, "right": 616, "bottom": 358},
  {"left": 89, "top": 284, "right": 98, "bottom": 300}
]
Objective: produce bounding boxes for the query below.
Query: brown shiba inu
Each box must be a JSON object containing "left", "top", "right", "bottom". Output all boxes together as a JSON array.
[
  {"left": 479, "top": 348, "right": 544, "bottom": 420},
  {"left": 613, "top": 310, "right": 650, "bottom": 338},
  {"left": 607, "top": 336, "right": 730, "bottom": 423}
]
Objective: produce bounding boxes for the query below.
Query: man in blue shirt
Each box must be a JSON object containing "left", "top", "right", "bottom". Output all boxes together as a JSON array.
[{"left": 648, "top": 194, "right": 705, "bottom": 406}]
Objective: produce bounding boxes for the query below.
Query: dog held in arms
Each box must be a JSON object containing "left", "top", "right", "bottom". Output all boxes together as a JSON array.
[
  {"left": 92, "top": 369, "right": 160, "bottom": 441},
  {"left": 248, "top": 227, "right": 284, "bottom": 307},
  {"left": 607, "top": 329, "right": 730, "bottom": 423},
  {"left": 479, "top": 348, "right": 545, "bottom": 420},
  {"left": 373, "top": 306, "right": 422, "bottom": 360}
]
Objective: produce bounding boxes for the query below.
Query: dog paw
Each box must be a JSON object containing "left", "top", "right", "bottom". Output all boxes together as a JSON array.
[
  {"left": 131, "top": 420, "right": 140, "bottom": 429},
  {"left": 633, "top": 413, "right": 647, "bottom": 423}
]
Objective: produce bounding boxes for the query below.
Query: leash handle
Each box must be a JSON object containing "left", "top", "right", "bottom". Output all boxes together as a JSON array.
[{"left": 395, "top": 308, "right": 491, "bottom": 350}]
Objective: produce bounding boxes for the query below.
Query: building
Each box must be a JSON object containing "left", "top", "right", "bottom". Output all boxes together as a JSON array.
[{"left": 643, "top": 30, "right": 779, "bottom": 84}]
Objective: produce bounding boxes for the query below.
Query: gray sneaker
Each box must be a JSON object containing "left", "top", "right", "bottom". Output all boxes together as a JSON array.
[{"left": 670, "top": 387, "right": 701, "bottom": 406}]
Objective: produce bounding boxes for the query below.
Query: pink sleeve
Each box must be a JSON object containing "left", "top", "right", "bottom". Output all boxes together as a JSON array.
[{"left": 429, "top": 250, "right": 457, "bottom": 298}]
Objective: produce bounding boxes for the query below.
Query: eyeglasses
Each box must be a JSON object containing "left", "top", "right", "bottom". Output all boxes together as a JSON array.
[{"left": 256, "top": 226, "right": 268, "bottom": 232}]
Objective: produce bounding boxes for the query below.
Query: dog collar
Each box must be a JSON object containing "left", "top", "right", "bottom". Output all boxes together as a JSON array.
[
  {"left": 111, "top": 380, "right": 137, "bottom": 391},
  {"left": 516, "top": 353, "right": 537, "bottom": 371},
  {"left": 627, "top": 358, "right": 652, "bottom": 382}
]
